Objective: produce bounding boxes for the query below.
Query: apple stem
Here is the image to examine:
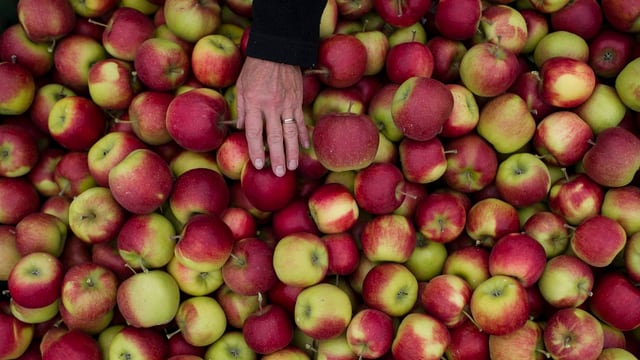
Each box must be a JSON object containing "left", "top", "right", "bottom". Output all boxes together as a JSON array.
[
  {"left": 398, "top": 190, "right": 418, "bottom": 200},
  {"left": 229, "top": 253, "right": 246, "bottom": 266},
  {"left": 395, "top": 0, "right": 403, "bottom": 17},
  {"left": 220, "top": 119, "right": 238, "bottom": 126},
  {"left": 87, "top": 18, "right": 109, "bottom": 28},
  {"left": 10, "top": 54, "right": 17, "bottom": 64},
  {"left": 587, "top": 139, "right": 596, "bottom": 146},
  {"left": 47, "top": 39, "right": 56, "bottom": 53},
  {"left": 304, "top": 68, "right": 330, "bottom": 76},
  {"left": 124, "top": 263, "right": 138, "bottom": 276},
  {"left": 169, "top": 235, "right": 182, "bottom": 241},
  {"left": 53, "top": 318, "right": 64, "bottom": 328},
  {"left": 304, "top": 342, "right": 318, "bottom": 353},
  {"left": 258, "top": 292, "right": 264, "bottom": 312},
  {"left": 563, "top": 223, "right": 576, "bottom": 232},
  {"left": 462, "top": 310, "right": 483, "bottom": 332},
  {"left": 165, "top": 327, "right": 182, "bottom": 339},
  {"left": 411, "top": 29, "right": 417, "bottom": 42},
  {"left": 1, "top": 289, "right": 9, "bottom": 297},
  {"left": 561, "top": 167, "right": 570, "bottom": 182},
  {"left": 535, "top": 348, "right": 552, "bottom": 358},
  {"left": 443, "top": 149, "right": 458, "bottom": 155}
]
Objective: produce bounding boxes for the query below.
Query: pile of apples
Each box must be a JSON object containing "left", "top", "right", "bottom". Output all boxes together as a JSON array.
[{"left": 2, "top": 0, "right": 640, "bottom": 358}]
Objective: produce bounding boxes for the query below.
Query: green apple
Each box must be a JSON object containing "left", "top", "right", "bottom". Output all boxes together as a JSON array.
[
  {"left": 615, "top": 56, "right": 640, "bottom": 111},
  {"left": 204, "top": 331, "right": 256, "bottom": 360},
  {"left": 272, "top": 232, "right": 329, "bottom": 287},
  {"left": 294, "top": 283, "right": 353, "bottom": 340},
  {"left": 164, "top": 0, "right": 221, "bottom": 43},
  {"left": 166, "top": 255, "right": 224, "bottom": 296},
  {"left": 404, "top": 235, "right": 448, "bottom": 281},
  {"left": 175, "top": 296, "right": 227, "bottom": 347},
  {"left": 68, "top": 186, "right": 126, "bottom": 244}
]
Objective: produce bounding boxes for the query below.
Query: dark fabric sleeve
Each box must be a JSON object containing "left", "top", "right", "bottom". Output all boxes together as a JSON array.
[{"left": 245, "top": 0, "right": 327, "bottom": 68}]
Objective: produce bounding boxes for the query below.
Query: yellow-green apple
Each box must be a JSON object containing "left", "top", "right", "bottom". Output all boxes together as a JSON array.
[
  {"left": 414, "top": 190, "right": 467, "bottom": 244},
  {"left": 294, "top": 282, "right": 352, "bottom": 340},
  {"left": 345, "top": 308, "right": 394, "bottom": 358},
  {"left": 420, "top": 274, "right": 472, "bottom": 328},
  {"left": 117, "top": 212, "right": 176, "bottom": 270},
  {"left": 222, "top": 237, "right": 277, "bottom": 296},
  {"left": 520, "top": 9, "right": 549, "bottom": 54},
  {"left": 439, "top": 83, "right": 478, "bottom": 138},
  {"left": 0, "top": 62, "right": 35, "bottom": 116},
  {"left": 29, "top": 83, "right": 76, "bottom": 135},
  {"left": 391, "top": 76, "right": 453, "bottom": 141},
  {"left": 495, "top": 153, "right": 551, "bottom": 208},
  {"left": 533, "top": 30, "right": 589, "bottom": 68},
  {"left": 538, "top": 56, "right": 596, "bottom": 108},
  {"left": 97, "top": 324, "right": 125, "bottom": 358},
  {"left": 509, "top": 70, "right": 555, "bottom": 122},
  {"left": 476, "top": 4, "right": 528, "bottom": 55},
  {"left": 372, "top": 0, "right": 431, "bottom": 28},
  {"left": 215, "top": 131, "right": 250, "bottom": 180},
  {"left": 385, "top": 41, "right": 434, "bottom": 84},
  {"left": 465, "top": 198, "right": 520, "bottom": 248},
  {"left": 353, "top": 29, "right": 388, "bottom": 76},
  {"left": 214, "top": 284, "right": 260, "bottom": 329},
  {"left": 174, "top": 213, "right": 235, "bottom": 272},
  {"left": 547, "top": 172, "right": 603, "bottom": 225},
  {"left": 315, "top": 332, "right": 355, "bottom": 360},
  {"left": 59, "top": 262, "right": 117, "bottom": 322},
  {"left": 433, "top": 0, "right": 481, "bottom": 40},
  {"left": 0, "top": 124, "right": 38, "bottom": 178},
  {"left": 522, "top": 211, "right": 571, "bottom": 257},
  {"left": 175, "top": 296, "right": 227, "bottom": 347},
  {"left": 598, "top": 348, "right": 638, "bottom": 359},
  {"left": 116, "top": 269, "right": 181, "bottom": 328},
  {"left": 312, "top": 111, "right": 379, "bottom": 172},
  {"left": 166, "top": 87, "right": 229, "bottom": 152},
  {"left": 9, "top": 297, "right": 61, "bottom": 325},
  {"left": 166, "top": 255, "right": 224, "bottom": 296},
  {"left": 529, "top": 0, "right": 571, "bottom": 13},
  {"left": 588, "top": 29, "right": 634, "bottom": 79},
  {"left": 543, "top": 308, "right": 604, "bottom": 360},
  {"left": 314, "top": 33, "right": 367, "bottom": 88},
  {"left": 470, "top": 275, "right": 529, "bottom": 335},
  {"left": 15, "top": 212, "right": 67, "bottom": 257},
  {"left": 127, "top": 91, "right": 174, "bottom": 146},
  {"left": 53, "top": 151, "right": 96, "bottom": 198},
  {"left": 168, "top": 149, "right": 219, "bottom": 177},
  {"left": 312, "top": 87, "right": 365, "bottom": 121},
  {"left": 221, "top": 206, "right": 257, "bottom": 240},
  {"left": 570, "top": 215, "right": 626, "bottom": 268},
  {"left": 17, "top": 0, "right": 75, "bottom": 44},
  {"left": 443, "top": 133, "right": 498, "bottom": 193},
  {"left": 163, "top": 0, "right": 221, "bottom": 43},
  {"left": 582, "top": 126, "right": 640, "bottom": 187},
  {"left": 47, "top": 95, "right": 107, "bottom": 151},
  {"left": 445, "top": 318, "right": 490, "bottom": 360},
  {"left": 8, "top": 252, "right": 63, "bottom": 309},
  {"left": 601, "top": 0, "right": 640, "bottom": 32},
  {"left": 575, "top": 84, "right": 627, "bottom": 134},
  {"left": 169, "top": 168, "right": 230, "bottom": 226},
  {"left": 191, "top": 34, "right": 242, "bottom": 88},
  {"left": 272, "top": 232, "right": 329, "bottom": 288},
  {"left": 308, "top": 182, "right": 359, "bottom": 234},
  {"left": 405, "top": 236, "right": 447, "bottom": 282},
  {"left": 0, "top": 177, "right": 39, "bottom": 225},
  {"left": 101, "top": 7, "right": 155, "bottom": 61},
  {"left": 602, "top": 186, "right": 640, "bottom": 236},
  {"left": 0, "top": 24, "right": 53, "bottom": 78},
  {"left": 272, "top": 199, "right": 320, "bottom": 240},
  {"left": 459, "top": 42, "right": 520, "bottom": 97},
  {"left": 133, "top": 37, "right": 190, "bottom": 91},
  {"left": 488, "top": 233, "right": 547, "bottom": 287},
  {"left": 240, "top": 161, "right": 297, "bottom": 212},
  {"left": 204, "top": 330, "right": 255, "bottom": 360},
  {"left": 242, "top": 304, "right": 294, "bottom": 355},
  {"left": 399, "top": 137, "right": 448, "bottom": 184},
  {"left": 68, "top": 186, "right": 126, "bottom": 244},
  {"left": 68, "top": 0, "right": 118, "bottom": 17},
  {"left": 477, "top": 92, "right": 536, "bottom": 154},
  {"left": 0, "top": 226, "right": 20, "bottom": 281},
  {"left": 354, "top": 162, "right": 406, "bottom": 214},
  {"left": 537, "top": 254, "right": 594, "bottom": 308},
  {"left": 121, "top": 0, "right": 161, "bottom": 14},
  {"left": 0, "top": 304, "right": 34, "bottom": 359},
  {"left": 362, "top": 262, "right": 418, "bottom": 317},
  {"left": 87, "top": 131, "right": 146, "bottom": 187},
  {"left": 550, "top": 0, "right": 602, "bottom": 40},
  {"left": 360, "top": 213, "right": 415, "bottom": 263},
  {"left": 488, "top": 319, "right": 544, "bottom": 360},
  {"left": 590, "top": 272, "right": 640, "bottom": 332},
  {"left": 443, "top": 245, "right": 491, "bottom": 290},
  {"left": 533, "top": 111, "right": 594, "bottom": 166},
  {"left": 87, "top": 58, "right": 141, "bottom": 111},
  {"left": 108, "top": 148, "right": 174, "bottom": 214},
  {"left": 108, "top": 326, "right": 169, "bottom": 360},
  {"left": 322, "top": 232, "right": 359, "bottom": 276},
  {"left": 41, "top": 328, "right": 102, "bottom": 360},
  {"left": 391, "top": 312, "right": 450, "bottom": 360},
  {"left": 367, "top": 83, "right": 403, "bottom": 142},
  {"left": 52, "top": 34, "right": 107, "bottom": 93},
  {"left": 27, "top": 147, "right": 64, "bottom": 196}
]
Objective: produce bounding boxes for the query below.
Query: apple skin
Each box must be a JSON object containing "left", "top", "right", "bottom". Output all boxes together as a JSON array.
[
  {"left": 175, "top": 295, "right": 227, "bottom": 347},
  {"left": 192, "top": 34, "right": 242, "bottom": 89},
  {"left": 294, "top": 282, "right": 353, "bottom": 340},
  {"left": 52, "top": 34, "right": 108, "bottom": 93},
  {"left": 27, "top": 147, "right": 65, "bottom": 197},
  {"left": 590, "top": 272, "right": 640, "bottom": 332},
  {"left": 414, "top": 191, "right": 467, "bottom": 245},
  {"left": 537, "top": 254, "right": 594, "bottom": 308},
  {"left": 550, "top": 0, "right": 603, "bottom": 40},
  {"left": 588, "top": 29, "right": 634, "bottom": 79},
  {"left": 0, "top": 124, "right": 39, "bottom": 179},
  {"left": 522, "top": 211, "right": 571, "bottom": 258},
  {"left": 354, "top": 162, "right": 406, "bottom": 215},
  {"left": 15, "top": 212, "right": 67, "bottom": 257},
  {"left": 360, "top": 213, "right": 416, "bottom": 263},
  {"left": 420, "top": 274, "right": 472, "bottom": 328},
  {"left": 87, "top": 131, "right": 147, "bottom": 187},
  {"left": 602, "top": 186, "right": 640, "bottom": 236},
  {"left": 495, "top": 153, "right": 551, "bottom": 208},
  {"left": 54, "top": 150, "right": 96, "bottom": 199},
  {"left": 221, "top": 237, "right": 278, "bottom": 296},
  {"left": 0, "top": 304, "right": 34, "bottom": 359},
  {"left": 272, "top": 231, "right": 329, "bottom": 288},
  {"left": 17, "top": 0, "right": 76, "bottom": 43},
  {"left": 534, "top": 110, "right": 594, "bottom": 167},
  {"left": 169, "top": 167, "right": 230, "bottom": 226},
  {"left": 547, "top": 173, "right": 604, "bottom": 226},
  {"left": 345, "top": 308, "right": 394, "bottom": 358},
  {"left": 470, "top": 275, "right": 530, "bottom": 336},
  {"left": 117, "top": 212, "right": 177, "bottom": 270},
  {"left": 440, "top": 83, "right": 479, "bottom": 138},
  {"left": 163, "top": 0, "right": 221, "bottom": 43},
  {"left": 322, "top": 232, "right": 360, "bottom": 276},
  {"left": 539, "top": 56, "right": 597, "bottom": 109},
  {"left": 459, "top": 42, "right": 520, "bottom": 98},
  {"left": 127, "top": 91, "right": 174, "bottom": 146},
  {"left": 307, "top": 182, "right": 359, "bottom": 234},
  {"left": 570, "top": 215, "right": 627, "bottom": 268},
  {"left": 354, "top": 30, "right": 389, "bottom": 77},
  {"left": 488, "top": 319, "right": 544, "bottom": 360},
  {"left": 108, "top": 326, "right": 169, "bottom": 360},
  {"left": 373, "top": 0, "right": 431, "bottom": 28},
  {"left": 433, "top": 0, "right": 481, "bottom": 40},
  {"left": 476, "top": 4, "right": 529, "bottom": 55},
  {"left": 601, "top": 0, "right": 640, "bottom": 33},
  {"left": 385, "top": 41, "right": 434, "bottom": 84},
  {"left": 443, "top": 134, "right": 498, "bottom": 193},
  {"left": 133, "top": 37, "right": 190, "bottom": 92},
  {"left": 8, "top": 252, "right": 63, "bottom": 309},
  {"left": 0, "top": 24, "right": 53, "bottom": 78},
  {"left": 575, "top": 83, "right": 627, "bottom": 135},
  {"left": 47, "top": 95, "right": 107, "bottom": 151},
  {"left": 477, "top": 92, "right": 536, "bottom": 155},
  {"left": 489, "top": 233, "right": 547, "bottom": 288},
  {"left": 87, "top": 58, "right": 141, "bottom": 111},
  {"left": 240, "top": 161, "right": 298, "bottom": 213},
  {"left": 67, "top": 186, "right": 126, "bottom": 245},
  {"left": 583, "top": 126, "right": 640, "bottom": 188},
  {"left": 391, "top": 312, "right": 450, "bottom": 360},
  {"left": 242, "top": 304, "right": 294, "bottom": 355},
  {"left": 174, "top": 213, "right": 235, "bottom": 272},
  {"left": 465, "top": 198, "right": 521, "bottom": 248},
  {"left": 543, "top": 307, "right": 604, "bottom": 360},
  {"left": 42, "top": 329, "right": 102, "bottom": 360},
  {"left": 362, "top": 262, "right": 419, "bottom": 318},
  {"left": 166, "top": 255, "right": 224, "bottom": 297},
  {"left": 215, "top": 131, "right": 250, "bottom": 180},
  {"left": 315, "top": 33, "right": 367, "bottom": 88},
  {"left": 446, "top": 318, "right": 490, "bottom": 360}
]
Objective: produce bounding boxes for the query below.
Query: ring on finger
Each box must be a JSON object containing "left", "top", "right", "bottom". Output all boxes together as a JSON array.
[{"left": 282, "top": 118, "right": 296, "bottom": 125}]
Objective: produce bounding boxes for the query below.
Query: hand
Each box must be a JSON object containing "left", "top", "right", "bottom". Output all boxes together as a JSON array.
[{"left": 236, "top": 56, "right": 309, "bottom": 177}]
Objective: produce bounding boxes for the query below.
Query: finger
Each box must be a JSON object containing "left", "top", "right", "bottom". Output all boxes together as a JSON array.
[
  {"left": 244, "top": 109, "right": 266, "bottom": 170},
  {"left": 294, "top": 107, "right": 309, "bottom": 149},
  {"left": 281, "top": 117, "right": 300, "bottom": 171},
  {"left": 265, "top": 113, "right": 286, "bottom": 177},
  {"left": 235, "top": 90, "right": 246, "bottom": 129}
]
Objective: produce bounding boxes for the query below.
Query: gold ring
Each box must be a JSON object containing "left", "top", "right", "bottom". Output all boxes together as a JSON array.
[{"left": 282, "top": 118, "right": 296, "bottom": 124}]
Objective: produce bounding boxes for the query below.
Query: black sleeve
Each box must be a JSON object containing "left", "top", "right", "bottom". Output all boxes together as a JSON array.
[{"left": 245, "top": 0, "right": 327, "bottom": 68}]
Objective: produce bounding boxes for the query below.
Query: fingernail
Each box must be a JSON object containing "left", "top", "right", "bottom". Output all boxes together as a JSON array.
[
  {"left": 288, "top": 160, "right": 298, "bottom": 170},
  {"left": 275, "top": 166, "right": 285, "bottom": 177},
  {"left": 254, "top": 159, "right": 263, "bottom": 169}
]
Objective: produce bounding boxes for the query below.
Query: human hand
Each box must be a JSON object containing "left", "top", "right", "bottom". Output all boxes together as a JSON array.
[{"left": 235, "top": 56, "right": 310, "bottom": 177}]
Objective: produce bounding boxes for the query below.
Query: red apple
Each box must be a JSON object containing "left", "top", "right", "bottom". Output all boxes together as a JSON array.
[
  {"left": 385, "top": 41, "right": 434, "bottom": 84},
  {"left": 240, "top": 161, "right": 297, "bottom": 212},
  {"left": 222, "top": 237, "right": 277, "bottom": 296},
  {"left": 433, "top": 0, "right": 481, "bottom": 40},
  {"left": 459, "top": 42, "right": 520, "bottom": 97},
  {"left": 315, "top": 33, "right": 367, "bottom": 88},
  {"left": 101, "top": 6, "right": 155, "bottom": 61},
  {"left": 243, "top": 304, "right": 294, "bottom": 355}
]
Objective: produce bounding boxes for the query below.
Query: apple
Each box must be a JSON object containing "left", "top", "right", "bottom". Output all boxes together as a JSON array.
[
  {"left": 0, "top": 125, "right": 38, "bottom": 180},
  {"left": 601, "top": 186, "right": 640, "bottom": 236},
  {"left": 533, "top": 30, "right": 590, "bottom": 67},
  {"left": 322, "top": 232, "right": 360, "bottom": 276},
  {"left": 398, "top": 137, "right": 448, "bottom": 184},
  {"left": 509, "top": 70, "right": 555, "bottom": 122},
  {"left": 68, "top": 186, "right": 126, "bottom": 244},
  {"left": 9, "top": 297, "right": 61, "bottom": 325},
  {"left": 214, "top": 284, "right": 260, "bottom": 330},
  {"left": 271, "top": 198, "right": 319, "bottom": 240},
  {"left": 362, "top": 262, "right": 418, "bottom": 317},
  {"left": 537, "top": 254, "right": 594, "bottom": 308},
  {"left": 240, "top": 160, "right": 298, "bottom": 213},
  {"left": 354, "top": 162, "right": 405, "bottom": 214},
  {"left": 221, "top": 206, "right": 258, "bottom": 240},
  {"left": 116, "top": 269, "right": 181, "bottom": 328},
  {"left": 522, "top": 211, "right": 571, "bottom": 258},
  {"left": 52, "top": 34, "right": 107, "bottom": 93},
  {"left": 314, "top": 332, "right": 355, "bottom": 360},
  {"left": 191, "top": 34, "right": 242, "bottom": 88},
  {"left": 242, "top": 303, "right": 294, "bottom": 355},
  {"left": 166, "top": 255, "right": 224, "bottom": 296},
  {"left": 215, "top": 131, "right": 250, "bottom": 180},
  {"left": 68, "top": 0, "right": 118, "bottom": 17},
  {"left": 443, "top": 134, "right": 498, "bottom": 193},
  {"left": 538, "top": 56, "right": 597, "bottom": 108},
  {"left": 174, "top": 213, "right": 235, "bottom": 272},
  {"left": 445, "top": 319, "right": 490, "bottom": 360},
  {"left": 590, "top": 272, "right": 640, "bottom": 332},
  {"left": 164, "top": 0, "right": 221, "bottom": 43},
  {"left": 312, "top": 87, "right": 364, "bottom": 121},
  {"left": 529, "top": 0, "right": 571, "bottom": 13},
  {"left": 353, "top": 29, "right": 389, "bottom": 76},
  {"left": 47, "top": 95, "right": 107, "bottom": 151},
  {"left": 433, "top": 0, "right": 481, "bottom": 40},
  {"left": 294, "top": 282, "right": 353, "bottom": 340},
  {"left": 108, "top": 326, "right": 169, "bottom": 360},
  {"left": 385, "top": 41, "right": 434, "bottom": 84},
  {"left": 465, "top": 197, "right": 520, "bottom": 248},
  {"left": 550, "top": 0, "right": 603, "bottom": 40},
  {"left": 570, "top": 215, "right": 627, "bottom": 268},
  {"left": 391, "top": 312, "right": 450, "bottom": 360},
  {"left": 272, "top": 231, "right": 329, "bottom": 288},
  {"left": 534, "top": 110, "right": 594, "bottom": 166},
  {"left": 582, "top": 126, "right": 640, "bottom": 188},
  {"left": 133, "top": 37, "right": 190, "bottom": 91},
  {"left": 439, "top": 83, "right": 479, "bottom": 138},
  {"left": 8, "top": 252, "right": 63, "bottom": 309},
  {"left": 117, "top": 212, "right": 177, "bottom": 270},
  {"left": 367, "top": 83, "right": 404, "bottom": 142},
  {"left": 307, "top": 182, "right": 359, "bottom": 234},
  {"left": 0, "top": 23, "right": 53, "bottom": 78},
  {"left": 87, "top": 58, "right": 141, "bottom": 111},
  {"left": 169, "top": 167, "right": 230, "bottom": 226},
  {"left": 520, "top": 9, "right": 549, "bottom": 54},
  {"left": 391, "top": 76, "right": 453, "bottom": 141},
  {"left": 54, "top": 151, "right": 96, "bottom": 199},
  {"left": 459, "top": 42, "right": 520, "bottom": 98},
  {"left": 59, "top": 262, "right": 117, "bottom": 321},
  {"left": 90, "top": 240, "right": 132, "bottom": 282},
  {"left": 543, "top": 308, "right": 604, "bottom": 360},
  {"left": 96, "top": 6, "right": 155, "bottom": 61},
  {"left": 0, "top": 226, "right": 21, "bottom": 281},
  {"left": 29, "top": 83, "right": 76, "bottom": 135},
  {"left": 476, "top": 4, "right": 529, "bottom": 55},
  {"left": 175, "top": 295, "right": 227, "bottom": 347},
  {"left": 345, "top": 308, "right": 394, "bottom": 358},
  {"left": 488, "top": 319, "right": 544, "bottom": 360},
  {"left": 373, "top": 0, "right": 431, "bottom": 28},
  {"left": 588, "top": 29, "right": 634, "bottom": 79},
  {"left": 15, "top": 211, "right": 67, "bottom": 257},
  {"left": 547, "top": 172, "right": 604, "bottom": 226},
  {"left": 494, "top": 152, "right": 551, "bottom": 208},
  {"left": 601, "top": 0, "right": 640, "bottom": 33},
  {"left": 222, "top": 237, "right": 277, "bottom": 296},
  {"left": 16, "top": 0, "right": 75, "bottom": 44},
  {"left": 127, "top": 91, "right": 174, "bottom": 146},
  {"left": 314, "top": 33, "right": 367, "bottom": 88},
  {"left": 42, "top": 328, "right": 102, "bottom": 360},
  {"left": 0, "top": 304, "right": 34, "bottom": 359},
  {"left": 469, "top": 275, "right": 530, "bottom": 335},
  {"left": 420, "top": 274, "right": 472, "bottom": 328},
  {"left": 393, "top": 180, "right": 428, "bottom": 218},
  {"left": 575, "top": 84, "right": 627, "bottom": 135},
  {"left": 360, "top": 213, "right": 416, "bottom": 263},
  {"left": 203, "top": 330, "right": 255, "bottom": 360},
  {"left": 87, "top": 131, "right": 146, "bottom": 187},
  {"left": 477, "top": 92, "right": 536, "bottom": 154}
]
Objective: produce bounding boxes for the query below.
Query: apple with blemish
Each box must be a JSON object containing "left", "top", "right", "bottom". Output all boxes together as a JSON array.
[
  {"left": 391, "top": 312, "right": 450, "bottom": 360},
  {"left": 539, "top": 56, "right": 596, "bottom": 108},
  {"left": 308, "top": 182, "right": 359, "bottom": 234}
]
